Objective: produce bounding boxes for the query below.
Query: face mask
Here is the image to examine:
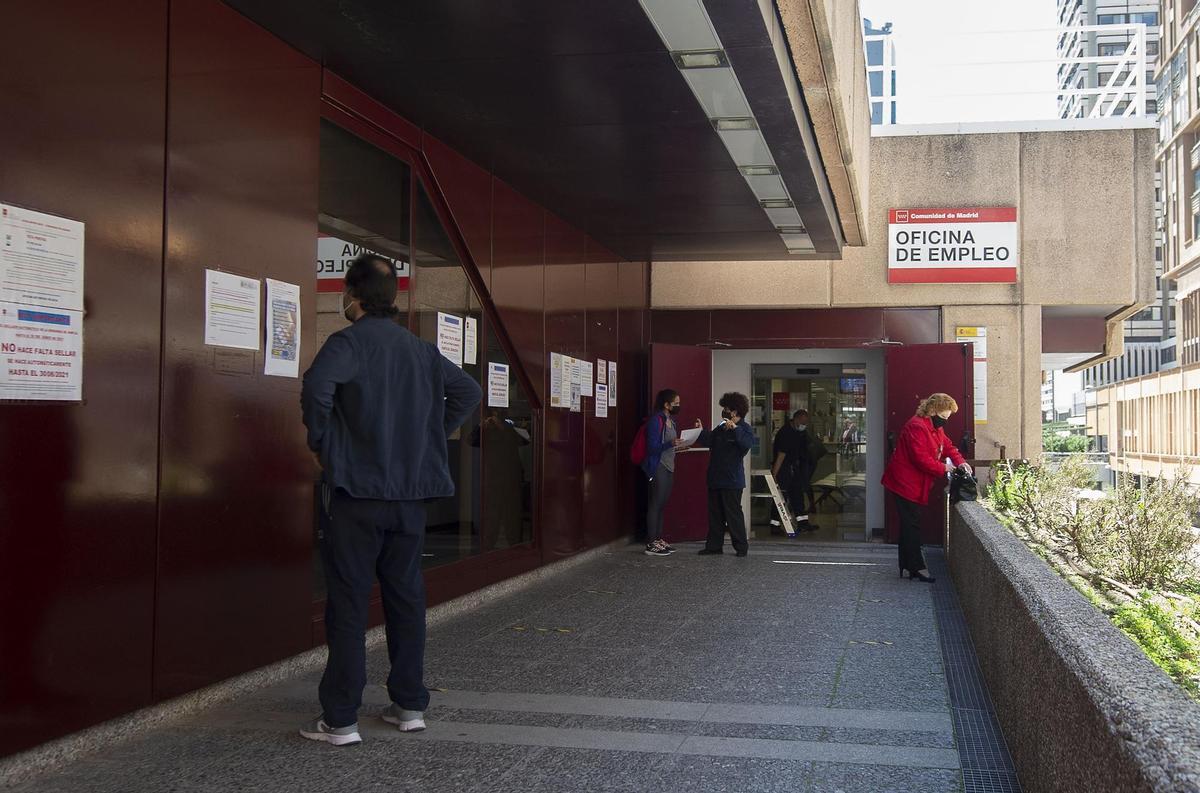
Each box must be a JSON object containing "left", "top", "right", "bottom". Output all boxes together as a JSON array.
[
  {"left": 669, "top": 405, "right": 681, "bottom": 415},
  {"left": 796, "top": 423, "right": 807, "bottom": 431},
  {"left": 721, "top": 409, "right": 732, "bottom": 420},
  {"left": 932, "top": 415, "right": 948, "bottom": 429},
  {"left": 342, "top": 295, "right": 356, "bottom": 322}
]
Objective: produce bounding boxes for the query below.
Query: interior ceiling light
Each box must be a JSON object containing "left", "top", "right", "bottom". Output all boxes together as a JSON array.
[
  {"left": 712, "top": 117, "right": 758, "bottom": 131},
  {"left": 740, "top": 165, "right": 779, "bottom": 176},
  {"left": 672, "top": 49, "right": 728, "bottom": 68},
  {"left": 760, "top": 198, "right": 793, "bottom": 209},
  {"left": 776, "top": 225, "right": 806, "bottom": 234}
]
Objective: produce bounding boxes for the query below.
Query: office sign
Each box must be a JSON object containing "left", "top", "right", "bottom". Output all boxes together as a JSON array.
[
  {"left": 888, "top": 208, "right": 1017, "bottom": 284},
  {"left": 317, "top": 234, "right": 409, "bottom": 293}
]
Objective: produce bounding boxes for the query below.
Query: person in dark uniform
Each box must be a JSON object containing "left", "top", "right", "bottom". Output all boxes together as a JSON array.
[
  {"left": 771, "top": 409, "right": 819, "bottom": 531},
  {"left": 696, "top": 392, "right": 755, "bottom": 557}
]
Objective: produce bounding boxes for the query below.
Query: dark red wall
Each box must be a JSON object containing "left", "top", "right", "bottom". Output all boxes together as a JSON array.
[
  {"left": 0, "top": 0, "right": 166, "bottom": 755},
  {"left": 0, "top": 0, "right": 648, "bottom": 758},
  {"left": 650, "top": 307, "right": 941, "bottom": 348}
]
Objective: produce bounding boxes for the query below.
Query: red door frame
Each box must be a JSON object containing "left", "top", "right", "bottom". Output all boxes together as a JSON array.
[{"left": 312, "top": 74, "right": 546, "bottom": 640}]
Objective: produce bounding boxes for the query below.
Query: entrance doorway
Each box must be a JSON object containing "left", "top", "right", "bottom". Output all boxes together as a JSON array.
[{"left": 749, "top": 363, "right": 869, "bottom": 542}]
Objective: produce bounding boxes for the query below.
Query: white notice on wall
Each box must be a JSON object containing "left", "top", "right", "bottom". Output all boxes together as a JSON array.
[
  {"left": 569, "top": 356, "right": 582, "bottom": 412},
  {"left": 488, "top": 362, "right": 510, "bottom": 408},
  {"left": 597, "top": 358, "right": 607, "bottom": 384},
  {"left": 463, "top": 316, "right": 478, "bottom": 366},
  {"left": 955, "top": 326, "right": 988, "bottom": 424},
  {"left": 437, "top": 312, "right": 464, "bottom": 367},
  {"left": 0, "top": 300, "right": 83, "bottom": 401},
  {"left": 582, "top": 360, "right": 594, "bottom": 398},
  {"left": 204, "top": 269, "right": 261, "bottom": 350},
  {"left": 595, "top": 384, "right": 609, "bottom": 418},
  {"left": 608, "top": 361, "right": 617, "bottom": 406},
  {"left": 550, "top": 352, "right": 563, "bottom": 408},
  {"left": 1, "top": 203, "right": 86, "bottom": 311},
  {"left": 263, "top": 279, "right": 301, "bottom": 378}
]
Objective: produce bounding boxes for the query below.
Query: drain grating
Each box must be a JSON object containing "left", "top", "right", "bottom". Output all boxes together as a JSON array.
[{"left": 926, "top": 549, "right": 1022, "bottom": 793}]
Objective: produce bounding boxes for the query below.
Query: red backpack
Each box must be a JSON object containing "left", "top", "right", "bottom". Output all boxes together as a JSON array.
[{"left": 629, "top": 415, "right": 661, "bottom": 465}]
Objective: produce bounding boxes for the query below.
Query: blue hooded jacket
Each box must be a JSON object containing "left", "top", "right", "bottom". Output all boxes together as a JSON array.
[{"left": 639, "top": 412, "right": 675, "bottom": 480}]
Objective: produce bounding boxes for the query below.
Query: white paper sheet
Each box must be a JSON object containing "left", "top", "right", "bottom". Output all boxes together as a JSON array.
[
  {"left": 1, "top": 203, "right": 85, "bottom": 311},
  {"left": 595, "top": 384, "right": 609, "bottom": 417},
  {"left": 582, "top": 360, "right": 594, "bottom": 397},
  {"left": 569, "top": 356, "right": 581, "bottom": 412},
  {"left": 437, "top": 312, "right": 464, "bottom": 367},
  {"left": 463, "top": 316, "right": 478, "bottom": 366},
  {"left": 597, "top": 358, "right": 607, "bottom": 384},
  {"left": 264, "top": 279, "right": 300, "bottom": 378},
  {"left": 608, "top": 361, "right": 617, "bottom": 405},
  {"left": 204, "top": 269, "right": 261, "bottom": 350},
  {"left": 549, "top": 352, "right": 563, "bottom": 408},
  {"left": 679, "top": 427, "right": 702, "bottom": 446},
  {"left": 0, "top": 301, "right": 83, "bottom": 400},
  {"left": 487, "top": 361, "right": 510, "bottom": 408}
]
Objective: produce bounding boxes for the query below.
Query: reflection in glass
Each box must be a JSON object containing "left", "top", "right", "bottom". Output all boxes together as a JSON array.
[{"left": 479, "top": 325, "right": 535, "bottom": 550}]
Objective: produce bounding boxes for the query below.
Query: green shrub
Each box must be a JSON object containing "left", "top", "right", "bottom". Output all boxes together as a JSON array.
[
  {"left": 1106, "top": 473, "right": 1200, "bottom": 590},
  {"left": 1112, "top": 596, "right": 1200, "bottom": 697}
]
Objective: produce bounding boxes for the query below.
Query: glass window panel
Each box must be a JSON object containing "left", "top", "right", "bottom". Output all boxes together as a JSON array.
[
  {"left": 412, "top": 181, "right": 484, "bottom": 569},
  {"left": 479, "top": 322, "right": 536, "bottom": 552}
]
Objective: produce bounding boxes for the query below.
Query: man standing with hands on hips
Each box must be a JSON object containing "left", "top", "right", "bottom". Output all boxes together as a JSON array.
[{"left": 300, "top": 253, "right": 481, "bottom": 746}]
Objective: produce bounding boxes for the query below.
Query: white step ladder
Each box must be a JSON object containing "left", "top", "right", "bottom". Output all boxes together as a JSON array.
[{"left": 750, "top": 469, "right": 796, "bottom": 538}]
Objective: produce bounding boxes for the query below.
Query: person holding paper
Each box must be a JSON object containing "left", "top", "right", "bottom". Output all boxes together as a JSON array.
[
  {"left": 300, "top": 253, "right": 481, "bottom": 746},
  {"left": 696, "top": 392, "right": 755, "bottom": 557},
  {"left": 640, "top": 389, "right": 692, "bottom": 557}
]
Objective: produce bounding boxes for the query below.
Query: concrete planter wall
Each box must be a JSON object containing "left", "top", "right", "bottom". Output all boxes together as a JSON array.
[{"left": 949, "top": 502, "right": 1200, "bottom": 793}]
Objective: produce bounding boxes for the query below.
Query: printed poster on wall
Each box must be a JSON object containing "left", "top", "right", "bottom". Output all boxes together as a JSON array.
[
  {"left": 608, "top": 360, "right": 617, "bottom": 406},
  {"left": 487, "top": 362, "right": 510, "bottom": 408},
  {"left": 595, "top": 384, "right": 609, "bottom": 418},
  {"left": 956, "top": 326, "right": 988, "bottom": 424},
  {"left": 0, "top": 301, "right": 83, "bottom": 401},
  {"left": 1, "top": 203, "right": 85, "bottom": 311},
  {"left": 582, "top": 360, "right": 594, "bottom": 398},
  {"left": 549, "top": 352, "right": 563, "bottom": 408},
  {"left": 204, "top": 269, "right": 261, "bottom": 350},
  {"left": 264, "top": 279, "right": 301, "bottom": 378},
  {"left": 597, "top": 358, "right": 607, "bottom": 384},
  {"left": 463, "top": 316, "right": 478, "bottom": 366},
  {"left": 436, "top": 312, "right": 464, "bottom": 367},
  {"left": 316, "top": 234, "right": 410, "bottom": 293},
  {"left": 569, "top": 356, "right": 582, "bottom": 412}
]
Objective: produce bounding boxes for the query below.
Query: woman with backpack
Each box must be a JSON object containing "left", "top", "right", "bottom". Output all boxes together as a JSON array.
[
  {"left": 882, "top": 393, "right": 973, "bottom": 582},
  {"left": 635, "top": 389, "right": 692, "bottom": 557}
]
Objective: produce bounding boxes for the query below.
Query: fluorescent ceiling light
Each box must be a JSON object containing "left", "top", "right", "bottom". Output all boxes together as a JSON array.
[
  {"left": 718, "top": 129, "right": 771, "bottom": 164},
  {"left": 777, "top": 225, "right": 806, "bottom": 234},
  {"left": 744, "top": 174, "right": 789, "bottom": 201},
  {"left": 672, "top": 49, "right": 728, "bottom": 68},
  {"left": 765, "top": 206, "right": 803, "bottom": 227},
  {"left": 759, "top": 198, "right": 793, "bottom": 209},
  {"left": 782, "top": 232, "right": 812, "bottom": 247},
  {"left": 638, "top": 0, "right": 720, "bottom": 52},
  {"left": 712, "top": 117, "right": 757, "bottom": 131},
  {"left": 682, "top": 68, "right": 751, "bottom": 118},
  {"left": 740, "top": 165, "right": 778, "bottom": 176}
]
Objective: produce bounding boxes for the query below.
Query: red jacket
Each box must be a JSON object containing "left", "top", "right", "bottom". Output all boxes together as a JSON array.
[{"left": 882, "top": 415, "right": 966, "bottom": 505}]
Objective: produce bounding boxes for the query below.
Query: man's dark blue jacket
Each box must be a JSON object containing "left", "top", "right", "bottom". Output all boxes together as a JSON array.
[
  {"left": 301, "top": 316, "right": 481, "bottom": 501},
  {"left": 698, "top": 420, "right": 755, "bottom": 490}
]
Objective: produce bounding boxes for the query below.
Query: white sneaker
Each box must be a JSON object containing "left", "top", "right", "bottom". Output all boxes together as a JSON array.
[
  {"left": 299, "top": 717, "right": 361, "bottom": 746},
  {"left": 382, "top": 703, "right": 427, "bottom": 732}
]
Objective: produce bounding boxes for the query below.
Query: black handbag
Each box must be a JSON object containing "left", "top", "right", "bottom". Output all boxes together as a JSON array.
[{"left": 950, "top": 469, "right": 978, "bottom": 503}]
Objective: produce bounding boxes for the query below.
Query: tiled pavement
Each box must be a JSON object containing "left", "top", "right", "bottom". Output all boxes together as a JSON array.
[{"left": 7, "top": 540, "right": 1015, "bottom": 792}]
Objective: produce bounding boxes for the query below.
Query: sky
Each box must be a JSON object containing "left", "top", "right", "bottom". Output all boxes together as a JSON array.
[{"left": 859, "top": 0, "right": 1061, "bottom": 124}]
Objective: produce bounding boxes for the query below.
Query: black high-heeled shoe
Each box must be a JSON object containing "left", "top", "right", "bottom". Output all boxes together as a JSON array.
[{"left": 910, "top": 572, "right": 936, "bottom": 583}]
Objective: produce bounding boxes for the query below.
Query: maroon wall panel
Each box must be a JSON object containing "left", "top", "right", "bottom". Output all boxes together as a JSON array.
[
  {"left": 542, "top": 214, "right": 587, "bottom": 559},
  {"left": 884, "top": 308, "right": 942, "bottom": 346},
  {"left": 650, "top": 344, "right": 712, "bottom": 543},
  {"left": 1041, "top": 315, "right": 1106, "bottom": 353},
  {"left": 422, "top": 133, "right": 494, "bottom": 293},
  {"left": 582, "top": 247, "right": 620, "bottom": 549},
  {"left": 154, "top": 0, "right": 320, "bottom": 698},
  {"left": 0, "top": 0, "right": 166, "bottom": 757},
  {"left": 491, "top": 180, "right": 546, "bottom": 405},
  {"left": 650, "top": 308, "right": 942, "bottom": 349},
  {"left": 617, "top": 262, "right": 650, "bottom": 540}
]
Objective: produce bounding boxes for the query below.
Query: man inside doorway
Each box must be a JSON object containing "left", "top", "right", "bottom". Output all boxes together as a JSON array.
[{"left": 772, "top": 409, "right": 819, "bottom": 531}]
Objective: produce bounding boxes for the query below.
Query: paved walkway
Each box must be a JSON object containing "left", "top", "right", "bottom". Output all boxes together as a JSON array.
[{"left": 11, "top": 541, "right": 1001, "bottom": 793}]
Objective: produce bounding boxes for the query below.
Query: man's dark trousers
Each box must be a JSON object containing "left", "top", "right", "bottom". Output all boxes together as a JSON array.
[
  {"left": 705, "top": 488, "right": 748, "bottom": 553},
  {"left": 318, "top": 486, "right": 430, "bottom": 728}
]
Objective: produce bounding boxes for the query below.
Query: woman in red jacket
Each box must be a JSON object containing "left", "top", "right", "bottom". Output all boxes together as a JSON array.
[{"left": 882, "top": 393, "right": 973, "bottom": 583}]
